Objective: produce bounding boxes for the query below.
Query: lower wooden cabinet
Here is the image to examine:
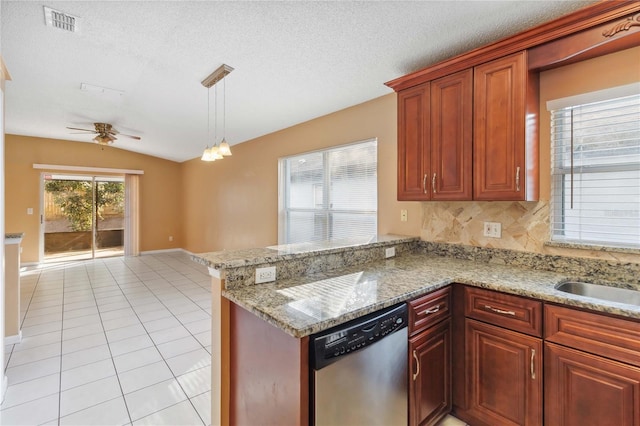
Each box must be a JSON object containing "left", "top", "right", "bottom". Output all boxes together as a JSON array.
[
  {"left": 545, "top": 342, "right": 640, "bottom": 426},
  {"left": 465, "top": 319, "right": 542, "bottom": 426},
  {"left": 409, "top": 319, "right": 451, "bottom": 426}
]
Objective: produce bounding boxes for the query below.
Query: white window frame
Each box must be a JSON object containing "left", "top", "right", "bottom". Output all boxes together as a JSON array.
[
  {"left": 548, "top": 83, "right": 640, "bottom": 249},
  {"left": 277, "top": 139, "right": 378, "bottom": 245}
]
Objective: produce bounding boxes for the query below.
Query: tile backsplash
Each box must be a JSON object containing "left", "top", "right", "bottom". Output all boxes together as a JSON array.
[{"left": 421, "top": 201, "right": 640, "bottom": 264}]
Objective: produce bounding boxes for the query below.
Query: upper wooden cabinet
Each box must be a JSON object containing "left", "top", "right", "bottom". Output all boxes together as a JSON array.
[
  {"left": 398, "top": 83, "right": 430, "bottom": 200},
  {"left": 389, "top": 1, "right": 640, "bottom": 202},
  {"left": 473, "top": 52, "right": 538, "bottom": 201},
  {"left": 431, "top": 69, "right": 473, "bottom": 201},
  {"left": 397, "top": 70, "right": 473, "bottom": 201}
]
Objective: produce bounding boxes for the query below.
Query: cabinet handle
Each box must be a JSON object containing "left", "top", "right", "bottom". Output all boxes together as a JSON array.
[
  {"left": 432, "top": 173, "right": 437, "bottom": 194},
  {"left": 516, "top": 166, "right": 521, "bottom": 192},
  {"left": 412, "top": 350, "right": 420, "bottom": 381},
  {"left": 530, "top": 349, "right": 536, "bottom": 379},
  {"left": 422, "top": 305, "right": 440, "bottom": 315},
  {"left": 483, "top": 304, "right": 516, "bottom": 316},
  {"left": 423, "top": 174, "right": 428, "bottom": 194}
]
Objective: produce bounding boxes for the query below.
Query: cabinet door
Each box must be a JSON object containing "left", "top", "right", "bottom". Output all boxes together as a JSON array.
[
  {"left": 398, "top": 83, "right": 430, "bottom": 200},
  {"left": 545, "top": 342, "right": 640, "bottom": 426},
  {"left": 465, "top": 319, "right": 542, "bottom": 426},
  {"left": 410, "top": 319, "right": 451, "bottom": 426},
  {"left": 430, "top": 69, "right": 473, "bottom": 200},
  {"left": 473, "top": 52, "right": 528, "bottom": 201}
]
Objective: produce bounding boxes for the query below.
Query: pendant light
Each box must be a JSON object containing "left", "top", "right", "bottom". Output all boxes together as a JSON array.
[
  {"left": 201, "top": 85, "right": 215, "bottom": 162},
  {"left": 200, "top": 64, "right": 234, "bottom": 162},
  {"left": 218, "top": 75, "right": 232, "bottom": 156}
]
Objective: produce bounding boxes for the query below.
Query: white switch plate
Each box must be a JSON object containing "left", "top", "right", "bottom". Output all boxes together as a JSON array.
[
  {"left": 256, "top": 266, "right": 276, "bottom": 283},
  {"left": 400, "top": 209, "right": 408, "bottom": 222},
  {"left": 27, "top": 208, "right": 33, "bottom": 215},
  {"left": 385, "top": 247, "right": 396, "bottom": 258},
  {"left": 483, "top": 222, "right": 502, "bottom": 238}
]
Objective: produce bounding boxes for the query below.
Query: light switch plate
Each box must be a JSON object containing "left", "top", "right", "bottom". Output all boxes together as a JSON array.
[{"left": 483, "top": 222, "right": 502, "bottom": 238}]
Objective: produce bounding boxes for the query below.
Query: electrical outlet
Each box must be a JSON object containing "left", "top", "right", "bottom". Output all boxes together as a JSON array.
[
  {"left": 256, "top": 266, "right": 276, "bottom": 283},
  {"left": 27, "top": 208, "right": 33, "bottom": 215},
  {"left": 385, "top": 247, "right": 396, "bottom": 258},
  {"left": 168, "top": 236, "right": 173, "bottom": 242},
  {"left": 483, "top": 222, "right": 502, "bottom": 238},
  {"left": 400, "top": 209, "right": 408, "bottom": 222}
]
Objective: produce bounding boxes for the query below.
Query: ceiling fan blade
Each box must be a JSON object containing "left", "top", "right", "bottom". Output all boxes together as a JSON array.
[
  {"left": 67, "top": 127, "right": 97, "bottom": 133},
  {"left": 119, "top": 134, "right": 142, "bottom": 140}
]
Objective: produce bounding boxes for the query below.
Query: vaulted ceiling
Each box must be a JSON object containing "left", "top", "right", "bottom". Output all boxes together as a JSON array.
[{"left": 1, "top": 1, "right": 596, "bottom": 162}]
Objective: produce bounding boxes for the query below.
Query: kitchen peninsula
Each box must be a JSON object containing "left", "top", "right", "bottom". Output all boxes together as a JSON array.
[{"left": 192, "top": 235, "right": 640, "bottom": 426}]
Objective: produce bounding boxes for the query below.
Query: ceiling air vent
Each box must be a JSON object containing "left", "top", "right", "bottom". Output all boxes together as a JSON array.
[{"left": 43, "top": 6, "right": 79, "bottom": 32}]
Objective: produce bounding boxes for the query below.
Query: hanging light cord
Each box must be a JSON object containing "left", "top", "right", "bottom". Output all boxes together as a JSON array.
[{"left": 214, "top": 84, "right": 218, "bottom": 144}]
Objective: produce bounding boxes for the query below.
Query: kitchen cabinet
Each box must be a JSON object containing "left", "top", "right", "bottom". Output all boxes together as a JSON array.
[
  {"left": 473, "top": 52, "right": 538, "bottom": 201},
  {"left": 430, "top": 69, "right": 473, "bottom": 200},
  {"left": 544, "top": 304, "right": 640, "bottom": 426},
  {"left": 397, "top": 69, "right": 472, "bottom": 201},
  {"left": 398, "top": 83, "right": 430, "bottom": 200},
  {"left": 395, "top": 52, "right": 536, "bottom": 202},
  {"left": 463, "top": 287, "right": 543, "bottom": 426},
  {"left": 408, "top": 287, "right": 452, "bottom": 426}
]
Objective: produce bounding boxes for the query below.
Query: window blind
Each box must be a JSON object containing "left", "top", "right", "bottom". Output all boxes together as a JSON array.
[
  {"left": 280, "top": 139, "right": 377, "bottom": 244},
  {"left": 550, "top": 93, "right": 640, "bottom": 248}
]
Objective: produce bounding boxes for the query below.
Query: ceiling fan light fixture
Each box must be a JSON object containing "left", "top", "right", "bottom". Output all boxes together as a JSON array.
[{"left": 93, "top": 134, "right": 115, "bottom": 145}]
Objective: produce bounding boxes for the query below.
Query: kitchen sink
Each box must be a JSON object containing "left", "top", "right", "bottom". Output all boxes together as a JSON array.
[{"left": 556, "top": 281, "right": 640, "bottom": 306}]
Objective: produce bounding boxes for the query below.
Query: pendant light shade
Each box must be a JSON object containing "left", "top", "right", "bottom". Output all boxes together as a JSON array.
[{"left": 219, "top": 138, "right": 232, "bottom": 156}]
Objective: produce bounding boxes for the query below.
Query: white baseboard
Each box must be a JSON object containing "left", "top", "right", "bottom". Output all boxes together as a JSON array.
[
  {"left": 140, "top": 248, "right": 190, "bottom": 255},
  {"left": 4, "top": 331, "right": 22, "bottom": 345}
]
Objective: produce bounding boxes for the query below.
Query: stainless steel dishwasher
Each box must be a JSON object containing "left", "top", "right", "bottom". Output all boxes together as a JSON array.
[{"left": 310, "top": 303, "right": 408, "bottom": 426}]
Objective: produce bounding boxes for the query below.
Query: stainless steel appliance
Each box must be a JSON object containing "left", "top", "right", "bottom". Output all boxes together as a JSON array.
[{"left": 311, "top": 303, "right": 408, "bottom": 426}]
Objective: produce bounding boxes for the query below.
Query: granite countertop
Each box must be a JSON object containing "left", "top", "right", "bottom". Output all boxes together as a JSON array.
[
  {"left": 5, "top": 233, "right": 24, "bottom": 244},
  {"left": 192, "top": 234, "right": 417, "bottom": 270},
  {"left": 223, "top": 252, "right": 640, "bottom": 338}
]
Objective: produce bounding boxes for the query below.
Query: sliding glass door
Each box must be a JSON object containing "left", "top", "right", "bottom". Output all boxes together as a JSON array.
[{"left": 42, "top": 174, "right": 125, "bottom": 261}]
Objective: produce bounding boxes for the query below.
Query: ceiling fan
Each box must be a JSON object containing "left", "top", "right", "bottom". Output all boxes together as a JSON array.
[{"left": 67, "top": 122, "right": 141, "bottom": 145}]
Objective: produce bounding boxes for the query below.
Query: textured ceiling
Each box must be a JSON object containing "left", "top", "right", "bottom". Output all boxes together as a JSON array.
[{"left": 1, "top": 1, "right": 597, "bottom": 162}]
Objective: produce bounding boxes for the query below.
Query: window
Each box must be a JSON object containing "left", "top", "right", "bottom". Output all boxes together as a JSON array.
[
  {"left": 550, "top": 85, "right": 640, "bottom": 248},
  {"left": 279, "top": 139, "right": 377, "bottom": 244}
]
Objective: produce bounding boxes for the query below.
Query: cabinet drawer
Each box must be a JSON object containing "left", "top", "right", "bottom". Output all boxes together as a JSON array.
[
  {"left": 545, "top": 304, "right": 640, "bottom": 368},
  {"left": 409, "top": 286, "right": 451, "bottom": 336},
  {"left": 465, "top": 287, "right": 542, "bottom": 337}
]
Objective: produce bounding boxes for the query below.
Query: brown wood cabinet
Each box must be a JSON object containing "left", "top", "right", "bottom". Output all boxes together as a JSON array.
[
  {"left": 397, "top": 69, "right": 472, "bottom": 201},
  {"left": 430, "top": 69, "right": 473, "bottom": 200},
  {"left": 544, "top": 304, "right": 640, "bottom": 425},
  {"left": 465, "top": 319, "right": 542, "bottom": 426},
  {"left": 461, "top": 287, "right": 543, "bottom": 426},
  {"left": 545, "top": 342, "right": 640, "bottom": 426},
  {"left": 398, "top": 83, "right": 430, "bottom": 200},
  {"left": 473, "top": 52, "right": 538, "bottom": 201},
  {"left": 409, "top": 287, "right": 452, "bottom": 426}
]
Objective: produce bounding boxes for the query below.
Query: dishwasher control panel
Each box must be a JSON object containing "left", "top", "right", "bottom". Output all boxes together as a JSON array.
[{"left": 311, "top": 303, "right": 407, "bottom": 370}]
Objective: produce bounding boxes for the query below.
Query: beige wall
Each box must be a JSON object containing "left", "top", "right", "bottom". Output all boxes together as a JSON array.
[
  {"left": 181, "top": 94, "right": 422, "bottom": 253},
  {"left": 5, "top": 135, "right": 183, "bottom": 262},
  {"left": 421, "top": 46, "right": 640, "bottom": 263}
]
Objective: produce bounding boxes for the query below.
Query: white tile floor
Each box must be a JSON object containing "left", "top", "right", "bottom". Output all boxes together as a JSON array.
[{"left": 1, "top": 251, "right": 212, "bottom": 426}]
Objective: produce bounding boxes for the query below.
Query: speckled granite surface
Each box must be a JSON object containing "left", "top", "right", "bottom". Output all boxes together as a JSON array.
[
  {"left": 192, "top": 235, "right": 418, "bottom": 288},
  {"left": 5, "top": 233, "right": 24, "bottom": 244},
  {"left": 223, "top": 251, "right": 640, "bottom": 338}
]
